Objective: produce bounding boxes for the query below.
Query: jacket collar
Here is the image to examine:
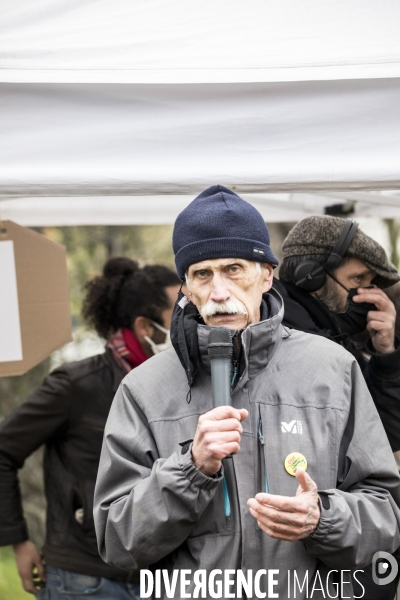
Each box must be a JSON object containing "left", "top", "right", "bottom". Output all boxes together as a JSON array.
[
  {"left": 171, "top": 287, "right": 287, "bottom": 388},
  {"left": 273, "top": 278, "right": 340, "bottom": 335},
  {"left": 103, "top": 347, "right": 127, "bottom": 393},
  {"left": 273, "top": 278, "right": 357, "bottom": 351},
  {"left": 198, "top": 288, "right": 286, "bottom": 379}
]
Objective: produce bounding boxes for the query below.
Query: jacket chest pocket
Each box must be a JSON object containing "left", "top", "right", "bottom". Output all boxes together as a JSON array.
[{"left": 259, "top": 404, "right": 338, "bottom": 497}]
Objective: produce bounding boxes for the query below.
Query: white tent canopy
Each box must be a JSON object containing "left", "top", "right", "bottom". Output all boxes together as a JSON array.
[
  {"left": 1, "top": 1, "right": 400, "bottom": 224},
  {"left": 2, "top": 0, "right": 400, "bottom": 84}
]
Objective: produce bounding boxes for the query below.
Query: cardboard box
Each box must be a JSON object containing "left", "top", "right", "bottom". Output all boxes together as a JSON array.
[{"left": 0, "top": 220, "right": 72, "bottom": 376}]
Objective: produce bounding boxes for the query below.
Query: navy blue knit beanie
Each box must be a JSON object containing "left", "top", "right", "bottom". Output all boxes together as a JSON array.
[{"left": 173, "top": 185, "right": 279, "bottom": 280}]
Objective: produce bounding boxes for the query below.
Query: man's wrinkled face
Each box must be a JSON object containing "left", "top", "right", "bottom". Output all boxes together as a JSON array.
[
  {"left": 315, "top": 257, "right": 375, "bottom": 313},
  {"left": 186, "top": 258, "right": 273, "bottom": 329}
]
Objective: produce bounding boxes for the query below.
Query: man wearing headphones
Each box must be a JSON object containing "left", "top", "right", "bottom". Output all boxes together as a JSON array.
[{"left": 273, "top": 215, "right": 400, "bottom": 600}]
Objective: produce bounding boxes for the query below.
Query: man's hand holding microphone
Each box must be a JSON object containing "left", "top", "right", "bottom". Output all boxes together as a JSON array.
[
  {"left": 192, "top": 326, "right": 320, "bottom": 540},
  {"left": 192, "top": 406, "right": 248, "bottom": 476}
]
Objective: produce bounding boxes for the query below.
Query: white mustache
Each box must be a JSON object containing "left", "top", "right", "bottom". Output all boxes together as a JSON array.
[{"left": 199, "top": 299, "right": 248, "bottom": 318}]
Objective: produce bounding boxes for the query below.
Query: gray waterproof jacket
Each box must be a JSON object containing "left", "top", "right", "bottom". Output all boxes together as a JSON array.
[{"left": 94, "top": 291, "right": 400, "bottom": 599}]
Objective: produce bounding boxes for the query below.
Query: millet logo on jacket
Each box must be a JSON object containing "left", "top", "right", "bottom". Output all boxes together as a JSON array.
[{"left": 281, "top": 420, "right": 303, "bottom": 434}]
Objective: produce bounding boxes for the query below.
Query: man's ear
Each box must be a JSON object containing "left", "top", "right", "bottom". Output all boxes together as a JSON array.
[
  {"left": 261, "top": 264, "right": 274, "bottom": 293},
  {"left": 132, "top": 316, "right": 153, "bottom": 343}
]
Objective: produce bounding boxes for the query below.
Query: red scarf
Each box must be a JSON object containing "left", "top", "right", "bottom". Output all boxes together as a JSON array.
[{"left": 107, "top": 328, "right": 149, "bottom": 373}]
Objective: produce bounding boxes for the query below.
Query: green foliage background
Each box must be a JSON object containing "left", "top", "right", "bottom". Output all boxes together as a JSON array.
[{"left": 0, "top": 547, "right": 32, "bottom": 600}]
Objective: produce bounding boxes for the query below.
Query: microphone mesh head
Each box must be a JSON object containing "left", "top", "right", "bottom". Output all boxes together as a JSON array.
[{"left": 208, "top": 327, "right": 233, "bottom": 359}]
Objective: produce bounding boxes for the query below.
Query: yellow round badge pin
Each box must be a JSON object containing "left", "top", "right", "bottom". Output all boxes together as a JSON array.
[{"left": 284, "top": 452, "right": 307, "bottom": 476}]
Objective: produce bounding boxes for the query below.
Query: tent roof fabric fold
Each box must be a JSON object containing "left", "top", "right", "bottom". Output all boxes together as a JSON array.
[{"left": 1, "top": 80, "right": 400, "bottom": 196}]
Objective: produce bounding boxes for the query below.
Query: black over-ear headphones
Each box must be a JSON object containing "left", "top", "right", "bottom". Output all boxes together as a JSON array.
[{"left": 293, "top": 218, "right": 359, "bottom": 292}]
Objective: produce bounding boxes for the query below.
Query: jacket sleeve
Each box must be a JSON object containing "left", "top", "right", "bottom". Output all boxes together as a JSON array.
[
  {"left": 361, "top": 336, "right": 400, "bottom": 452},
  {"left": 0, "top": 369, "right": 71, "bottom": 546},
  {"left": 93, "top": 380, "right": 222, "bottom": 571},
  {"left": 303, "top": 357, "right": 400, "bottom": 569}
]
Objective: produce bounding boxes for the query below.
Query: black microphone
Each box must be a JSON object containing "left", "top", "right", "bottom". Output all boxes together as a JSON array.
[{"left": 208, "top": 327, "right": 233, "bottom": 407}]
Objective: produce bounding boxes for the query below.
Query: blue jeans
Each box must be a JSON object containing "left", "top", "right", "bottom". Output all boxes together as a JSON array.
[{"left": 35, "top": 566, "right": 142, "bottom": 600}]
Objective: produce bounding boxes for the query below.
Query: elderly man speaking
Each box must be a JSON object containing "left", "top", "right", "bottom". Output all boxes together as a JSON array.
[{"left": 94, "top": 186, "right": 400, "bottom": 600}]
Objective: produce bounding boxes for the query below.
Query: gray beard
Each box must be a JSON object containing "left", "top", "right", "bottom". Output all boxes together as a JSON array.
[{"left": 316, "top": 276, "right": 347, "bottom": 314}]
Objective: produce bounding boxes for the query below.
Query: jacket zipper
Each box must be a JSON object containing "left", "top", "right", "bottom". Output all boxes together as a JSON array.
[
  {"left": 231, "top": 359, "right": 239, "bottom": 391},
  {"left": 259, "top": 417, "right": 269, "bottom": 493}
]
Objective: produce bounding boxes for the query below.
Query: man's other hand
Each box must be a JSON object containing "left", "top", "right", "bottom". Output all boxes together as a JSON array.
[
  {"left": 247, "top": 468, "right": 321, "bottom": 541},
  {"left": 192, "top": 406, "right": 248, "bottom": 476},
  {"left": 13, "top": 540, "right": 46, "bottom": 594},
  {"left": 354, "top": 287, "right": 396, "bottom": 354}
]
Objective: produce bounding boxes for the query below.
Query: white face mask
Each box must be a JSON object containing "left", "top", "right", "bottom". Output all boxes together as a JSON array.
[{"left": 144, "top": 320, "right": 172, "bottom": 354}]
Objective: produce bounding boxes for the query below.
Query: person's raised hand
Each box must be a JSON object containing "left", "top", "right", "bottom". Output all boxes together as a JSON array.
[
  {"left": 13, "top": 540, "right": 46, "bottom": 594},
  {"left": 354, "top": 287, "right": 396, "bottom": 354},
  {"left": 247, "top": 468, "right": 320, "bottom": 541},
  {"left": 192, "top": 406, "right": 248, "bottom": 476}
]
